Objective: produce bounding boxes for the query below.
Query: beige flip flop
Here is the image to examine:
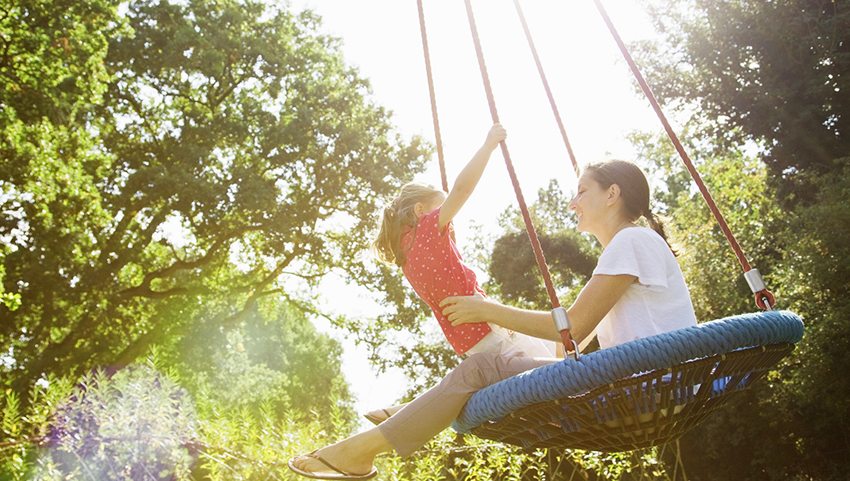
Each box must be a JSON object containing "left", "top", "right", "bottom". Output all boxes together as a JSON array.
[
  {"left": 362, "top": 408, "right": 392, "bottom": 426},
  {"left": 288, "top": 451, "right": 377, "bottom": 480}
]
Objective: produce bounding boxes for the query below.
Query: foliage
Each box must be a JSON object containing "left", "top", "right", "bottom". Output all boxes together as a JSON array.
[
  {"left": 0, "top": 247, "right": 20, "bottom": 311},
  {"left": 0, "top": 356, "right": 352, "bottom": 480},
  {"left": 35, "top": 364, "right": 196, "bottom": 480},
  {"left": 636, "top": 0, "right": 850, "bottom": 202},
  {"left": 488, "top": 179, "right": 599, "bottom": 311},
  {"left": 1, "top": 0, "right": 427, "bottom": 411},
  {"left": 0, "top": 0, "right": 122, "bottom": 317},
  {"left": 1, "top": 355, "right": 683, "bottom": 480},
  {"left": 0, "top": 0, "right": 119, "bottom": 124},
  {"left": 766, "top": 159, "right": 850, "bottom": 481},
  {"left": 171, "top": 295, "right": 356, "bottom": 431},
  {"left": 627, "top": 1, "right": 850, "bottom": 477},
  {"left": 377, "top": 432, "right": 675, "bottom": 481},
  {"left": 665, "top": 157, "right": 850, "bottom": 481},
  {"left": 489, "top": 230, "right": 596, "bottom": 310},
  {"left": 626, "top": 112, "right": 850, "bottom": 481}
]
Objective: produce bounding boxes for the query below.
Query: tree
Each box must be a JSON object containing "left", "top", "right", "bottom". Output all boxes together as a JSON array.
[
  {"left": 636, "top": 0, "right": 850, "bottom": 202},
  {"left": 631, "top": 1, "right": 850, "bottom": 477},
  {"left": 631, "top": 132, "right": 794, "bottom": 479},
  {"left": 0, "top": 0, "right": 428, "bottom": 407},
  {"left": 173, "top": 296, "right": 355, "bottom": 429},
  {"left": 486, "top": 180, "right": 598, "bottom": 311},
  {"left": 665, "top": 154, "right": 850, "bottom": 481}
]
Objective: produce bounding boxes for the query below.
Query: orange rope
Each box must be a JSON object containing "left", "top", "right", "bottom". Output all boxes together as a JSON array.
[
  {"left": 591, "top": 0, "right": 775, "bottom": 310},
  {"left": 463, "top": 0, "right": 578, "bottom": 353},
  {"left": 416, "top": 0, "right": 449, "bottom": 192},
  {"left": 512, "top": 0, "right": 580, "bottom": 178}
]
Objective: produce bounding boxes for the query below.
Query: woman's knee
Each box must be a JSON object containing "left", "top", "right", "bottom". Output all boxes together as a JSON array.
[{"left": 450, "top": 352, "right": 502, "bottom": 390}]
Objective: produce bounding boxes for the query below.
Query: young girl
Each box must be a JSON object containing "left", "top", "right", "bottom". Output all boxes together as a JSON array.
[{"left": 366, "top": 124, "right": 555, "bottom": 424}]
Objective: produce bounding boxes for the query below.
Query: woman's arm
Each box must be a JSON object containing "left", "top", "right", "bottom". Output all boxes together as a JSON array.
[
  {"left": 439, "top": 294, "right": 558, "bottom": 341},
  {"left": 440, "top": 274, "right": 636, "bottom": 344},
  {"left": 438, "top": 124, "right": 506, "bottom": 231}
]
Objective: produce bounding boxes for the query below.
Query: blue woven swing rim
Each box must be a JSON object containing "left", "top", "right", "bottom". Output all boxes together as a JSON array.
[{"left": 453, "top": 310, "right": 804, "bottom": 433}]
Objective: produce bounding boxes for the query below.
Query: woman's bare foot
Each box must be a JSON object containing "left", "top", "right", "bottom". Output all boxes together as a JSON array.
[{"left": 289, "top": 429, "right": 391, "bottom": 479}]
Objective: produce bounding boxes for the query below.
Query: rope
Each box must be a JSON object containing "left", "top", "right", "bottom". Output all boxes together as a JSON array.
[
  {"left": 416, "top": 0, "right": 449, "bottom": 193},
  {"left": 511, "top": 0, "right": 580, "bottom": 178},
  {"left": 590, "top": 0, "right": 775, "bottom": 311},
  {"left": 462, "top": 0, "right": 577, "bottom": 352}
]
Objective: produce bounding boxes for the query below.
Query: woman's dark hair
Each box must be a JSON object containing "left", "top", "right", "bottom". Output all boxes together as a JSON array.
[{"left": 583, "top": 160, "right": 676, "bottom": 254}]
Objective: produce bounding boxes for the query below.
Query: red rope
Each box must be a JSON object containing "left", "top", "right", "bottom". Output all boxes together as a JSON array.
[
  {"left": 591, "top": 0, "right": 775, "bottom": 311},
  {"left": 512, "top": 0, "right": 580, "bottom": 178},
  {"left": 463, "top": 0, "right": 579, "bottom": 351},
  {"left": 416, "top": 0, "right": 449, "bottom": 193}
]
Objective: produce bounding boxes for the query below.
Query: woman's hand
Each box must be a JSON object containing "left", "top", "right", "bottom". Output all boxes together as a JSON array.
[{"left": 440, "top": 292, "right": 496, "bottom": 326}]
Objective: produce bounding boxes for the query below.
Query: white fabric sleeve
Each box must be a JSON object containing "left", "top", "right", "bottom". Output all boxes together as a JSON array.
[{"left": 592, "top": 229, "right": 669, "bottom": 289}]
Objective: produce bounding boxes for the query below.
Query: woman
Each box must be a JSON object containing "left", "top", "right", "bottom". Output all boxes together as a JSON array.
[{"left": 289, "top": 160, "right": 696, "bottom": 480}]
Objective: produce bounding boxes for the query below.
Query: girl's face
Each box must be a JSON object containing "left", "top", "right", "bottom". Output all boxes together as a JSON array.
[{"left": 569, "top": 174, "right": 611, "bottom": 233}]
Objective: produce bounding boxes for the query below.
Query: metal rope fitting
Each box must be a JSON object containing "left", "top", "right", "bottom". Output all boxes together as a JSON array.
[
  {"left": 744, "top": 268, "right": 766, "bottom": 293},
  {"left": 552, "top": 307, "right": 581, "bottom": 359},
  {"left": 552, "top": 307, "right": 571, "bottom": 332}
]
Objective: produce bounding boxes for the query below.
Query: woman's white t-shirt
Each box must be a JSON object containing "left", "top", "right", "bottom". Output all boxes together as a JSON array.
[{"left": 592, "top": 227, "right": 697, "bottom": 349}]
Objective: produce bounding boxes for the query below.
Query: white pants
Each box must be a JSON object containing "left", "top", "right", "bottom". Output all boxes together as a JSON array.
[{"left": 463, "top": 323, "right": 557, "bottom": 358}]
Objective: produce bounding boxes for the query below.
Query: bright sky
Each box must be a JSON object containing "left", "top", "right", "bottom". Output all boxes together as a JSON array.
[{"left": 283, "top": 0, "right": 673, "bottom": 423}]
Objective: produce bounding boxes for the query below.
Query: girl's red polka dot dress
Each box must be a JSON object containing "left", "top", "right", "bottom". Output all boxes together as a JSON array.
[{"left": 402, "top": 208, "right": 491, "bottom": 355}]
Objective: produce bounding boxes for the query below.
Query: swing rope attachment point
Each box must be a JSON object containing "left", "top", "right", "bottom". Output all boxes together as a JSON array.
[{"left": 552, "top": 307, "right": 580, "bottom": 360}]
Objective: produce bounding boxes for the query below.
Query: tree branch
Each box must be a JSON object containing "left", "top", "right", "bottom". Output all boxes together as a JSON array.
[{"left": 117, "top": 235, "right": 229, "bottom": 300}]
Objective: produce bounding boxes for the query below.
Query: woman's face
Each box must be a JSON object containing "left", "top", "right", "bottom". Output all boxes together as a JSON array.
[{"left": 569, "top": 174, "right": 609, "bottom": 233}]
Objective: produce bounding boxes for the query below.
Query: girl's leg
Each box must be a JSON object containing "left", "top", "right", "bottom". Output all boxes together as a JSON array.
[
  {"left": 366, "top": 326, "right": 539, "bottom": 425},
  {"left": 378, "top": 352, "right": 554, "bottom": 457}
]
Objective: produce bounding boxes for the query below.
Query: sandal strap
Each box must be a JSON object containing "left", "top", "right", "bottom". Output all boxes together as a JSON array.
[{"left": 308, "top": 452, "right": 364, "bottom": 477}]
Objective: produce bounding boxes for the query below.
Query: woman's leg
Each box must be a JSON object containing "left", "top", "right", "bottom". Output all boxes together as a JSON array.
[
  {"left": 291, "top": 352, "right": 554, "bottom": 475},
  {"left": 364, "top": 403, "right": 406, "bottom": 424},
  {"left": 378, "top": 352, "right": 555, "bottom": 457},
  {"left": 505, "top": 331, "right": 558, "bottom": 357}
]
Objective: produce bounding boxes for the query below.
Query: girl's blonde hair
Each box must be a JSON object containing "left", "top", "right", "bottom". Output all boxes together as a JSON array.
[{"left": 373, "top": 182, "right": 445, "bottom": 267}]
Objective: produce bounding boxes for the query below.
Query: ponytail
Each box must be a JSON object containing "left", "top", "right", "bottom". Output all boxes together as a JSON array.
[
  {"left": 373, "top": 206, "right": 407, "bottom": 267},
  {"left": 372, "top": 183, "right": 444, "bottom": 267},
  {"left": 644, "top": 210, "right": 677, "bottom": 256}
]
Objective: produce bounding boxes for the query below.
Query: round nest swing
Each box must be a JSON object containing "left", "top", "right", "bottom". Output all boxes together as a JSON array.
[{"left": 454, "top": 310, "right": 803, "bottom": 451}]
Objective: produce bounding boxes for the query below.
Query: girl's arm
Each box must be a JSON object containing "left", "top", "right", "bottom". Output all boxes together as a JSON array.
[
  {"left": 439, "top": 274, "right": 635, "bottom": 344},
  {"left": 438, "top": 124, "right": 506, "bottom": 231}
]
